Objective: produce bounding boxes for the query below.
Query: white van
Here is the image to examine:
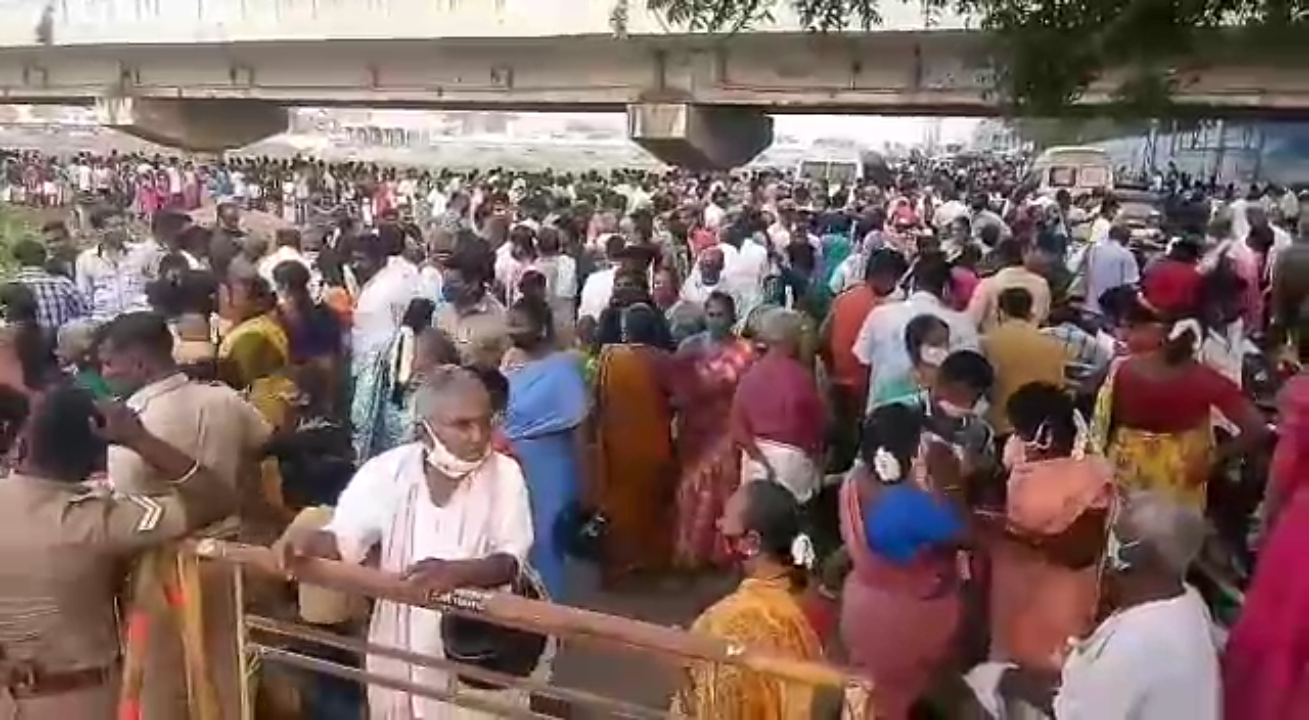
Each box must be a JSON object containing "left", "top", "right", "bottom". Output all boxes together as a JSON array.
[{"left": 1029, "top": 146, "right": 1114, "bottom": 198}]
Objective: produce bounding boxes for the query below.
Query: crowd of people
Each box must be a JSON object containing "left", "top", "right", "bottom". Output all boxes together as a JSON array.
[{"left": 0, "top": 144, "right": 1306, "bottom": 720}]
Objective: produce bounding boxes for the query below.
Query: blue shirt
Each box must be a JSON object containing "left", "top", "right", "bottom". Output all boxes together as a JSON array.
[{"left": 1084, "top": 240, "right": 1140, "bottom": 315}]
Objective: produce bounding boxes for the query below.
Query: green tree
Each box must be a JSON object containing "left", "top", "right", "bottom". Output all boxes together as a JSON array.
[{"left": 642, "top": 0, "right": 1309, "bottom": 115}]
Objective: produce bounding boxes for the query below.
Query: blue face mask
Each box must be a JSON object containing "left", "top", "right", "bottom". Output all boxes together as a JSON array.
[{"left": 440, "top": 283, "right": 461, "bottom": 303}]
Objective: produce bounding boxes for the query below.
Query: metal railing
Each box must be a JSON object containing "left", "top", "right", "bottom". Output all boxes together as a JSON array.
[{"left": 189, "top": 539, "right": 871, "bottom": 718}]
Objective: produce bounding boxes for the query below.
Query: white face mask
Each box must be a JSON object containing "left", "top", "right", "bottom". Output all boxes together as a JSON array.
[
  {"left": 421, "top": 420, "right": 489, "bottom": 479},
  {"left": 1105, "top": 528, "right": 1139, "bottom": 572},
  {"left": 920, "top": 344, "right": 949, "bottom": 367}
]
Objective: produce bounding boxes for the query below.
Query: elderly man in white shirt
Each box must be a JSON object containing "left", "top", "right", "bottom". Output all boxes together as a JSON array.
[
  {"left": 276, "top": 368, "right": 537, "bottom": 720},
  {"left": 966, "top": 489, "right": 1220, "bottom": 720}
]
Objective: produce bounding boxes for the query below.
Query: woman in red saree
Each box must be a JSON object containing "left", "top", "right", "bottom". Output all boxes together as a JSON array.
[
  {"left": 1223, "top": 371, "right": 1309, "bottom": 719},
  {"left": 671, "top": 291, "right": 755, "bottom": 570}
]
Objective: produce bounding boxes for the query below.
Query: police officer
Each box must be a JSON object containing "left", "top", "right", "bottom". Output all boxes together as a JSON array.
[{"left": 0, "top": 384, "right": 234, "bottom": 718}]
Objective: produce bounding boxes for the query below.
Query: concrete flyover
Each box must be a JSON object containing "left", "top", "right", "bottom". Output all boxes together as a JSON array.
[{"left": 1, "top": 0, "right": 1307, "bottom": 166}]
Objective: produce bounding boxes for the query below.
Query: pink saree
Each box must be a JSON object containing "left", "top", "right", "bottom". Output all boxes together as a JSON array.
[
  {"left": 837, "top": 476, "right": 961, "bottom": 720},
  {"left": 1223, "top": 375, "right": 1309, "bottom": 720}
]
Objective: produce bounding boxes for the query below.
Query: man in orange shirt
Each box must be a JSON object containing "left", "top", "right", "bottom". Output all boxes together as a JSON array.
[{"left": 819, "top": 248, "right": 909, "bottom": 471}]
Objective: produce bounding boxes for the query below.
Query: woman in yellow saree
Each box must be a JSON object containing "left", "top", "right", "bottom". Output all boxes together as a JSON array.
[
  {"left": 1091, "top": 296, "right": 1266, "bottom": 511},
  {"left": 673, "top": 481, "right": 824, "bottom": 720},
  {"left": 218, "top": 274, "right": 298, "bottom": 527}
]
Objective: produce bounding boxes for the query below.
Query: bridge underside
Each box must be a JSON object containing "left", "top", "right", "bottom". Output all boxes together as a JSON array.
[{"left": 3, "top": 32, "right": 1308, "bottom": 162}]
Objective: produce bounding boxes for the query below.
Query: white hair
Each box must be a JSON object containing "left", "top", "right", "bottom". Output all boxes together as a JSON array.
[
  {"left": 756, "top": 307, "right": 805, "bottom": 345},
  {"left": 411, "top": 365, "right": 485, "bottom": 422},
  {"left": 1115, "top": 489, "right": 1209, "bottom": 576}
]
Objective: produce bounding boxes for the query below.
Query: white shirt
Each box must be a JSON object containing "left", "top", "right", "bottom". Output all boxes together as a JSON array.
[
  {"left": 166, "top": 166, "right": 182, "bottom": 194},
  {"left": 351, "top": 256, "right": 421, "bottom": 358},
  {"left": 326, "top": 443, "right": 533, "bottom": 720},
  {"left": 680, "top": 271, "right": 729, "bottom": 307},
  {"left": 703, "top": 203, "right": 727, "bottom": 231},
  {"left": 257, "top": 246, "right": 313, "bottom": 289},
  {"left": 577, "top": 267, "right": 615, "bottom": 322},
  {"left": 725, "top": 236, "right": 771, "bottom": 315},
  {"left": 417, "top": 264, "right": 444, "bottom": 307},
  {"left": 74, "top": 244, "right": 152, "bottom": 320},
  {"left": 426, "top": 188, "right": 447, "bottom": 216},
  {"left": 1257, "top": 224, "right": 1295, "bottom": 282},
  {"left": 932, "top": 199, "right": 966, "bottom": 230},
  {"left": 1053, "top": 587, "right": 1220, "bottom": 720},
  {"left": 75, "top": 164, "right": 93, "bottom": 192},
  {"left": 550, "top": 255, "right": 577, "bottom": 301},
  {"left": 1088, "top": 216, "right": 1114, "bottom": 246},
  {"left": 852, "top": 291, "right": 980, "bottom": 411}
]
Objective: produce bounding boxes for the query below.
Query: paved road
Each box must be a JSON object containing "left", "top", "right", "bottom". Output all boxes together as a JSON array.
[{"left": 547, "top": 563, "right": 737, "bottom": 716}]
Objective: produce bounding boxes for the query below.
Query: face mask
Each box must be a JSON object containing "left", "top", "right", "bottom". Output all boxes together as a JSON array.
[
  {"left": 421, "top": 420, "right": 488, "bottom": 479},
  {"left": 1105, "top": 528, "right": 1139, "bottom": 572},
  {"left": 936, "top": 398, "right": 972, "bottom": 418},
  {"left": 920, "top": 345, "right": 949, "bottom": 367}
]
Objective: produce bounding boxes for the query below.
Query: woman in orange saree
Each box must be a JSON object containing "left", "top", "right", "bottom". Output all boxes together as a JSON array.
[{"left": 594, "top": 303, "right": 678, "bottom": 586}]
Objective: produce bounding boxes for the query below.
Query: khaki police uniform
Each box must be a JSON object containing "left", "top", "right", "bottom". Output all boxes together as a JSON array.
[
  {"left": 108, "top": 372, "right": 272, "bottom": 720},
  {"left": 434, "top": 297, "right": 510, "bottom": 368},
  {"left": 0, "top": 467, "right": 232, "bottom": 720}
]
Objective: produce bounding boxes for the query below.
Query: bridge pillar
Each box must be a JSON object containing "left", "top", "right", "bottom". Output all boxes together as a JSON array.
[
  {"left": 94, "top": 97, "right": 287, "bottom": 153},
  {"left": 627, "top": 103, "right": 773, "bottom": 169}
]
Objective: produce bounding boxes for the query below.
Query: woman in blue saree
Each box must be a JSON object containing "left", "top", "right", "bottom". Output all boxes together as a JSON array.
[{"left": 503, "top": 296, "right": 590, "bottom": 602}]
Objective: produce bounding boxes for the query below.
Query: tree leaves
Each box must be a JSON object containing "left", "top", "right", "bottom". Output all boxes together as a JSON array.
[{"left": 643, "top": 0, "right": 1309, "bottom": 115}]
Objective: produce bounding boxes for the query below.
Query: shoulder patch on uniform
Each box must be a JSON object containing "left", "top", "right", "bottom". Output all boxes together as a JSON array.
[{"left": 124, "top": 495, "right": 164, "bottom": 532}]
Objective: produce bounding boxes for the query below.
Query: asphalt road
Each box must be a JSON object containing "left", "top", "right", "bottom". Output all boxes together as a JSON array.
[{"left": 548, "top": 563, "right": 738, "bottom": 717}]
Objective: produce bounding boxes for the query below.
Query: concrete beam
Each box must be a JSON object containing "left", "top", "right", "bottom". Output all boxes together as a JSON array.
[
  {"left": 93, "top": 97, "right": 287, "bottom": 152},
  {"left": 628, "top": 103, "right": 772, "bottom": 169},
  {"left": 0, "top": 33, "right": 1307, "bottom": 117}
]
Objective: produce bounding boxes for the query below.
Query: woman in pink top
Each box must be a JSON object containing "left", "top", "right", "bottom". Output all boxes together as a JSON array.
[
  {"left": 990, "top": 383, "right": 1110, "bottom": 672},
  {"left": 732, "top": 307, "right": 825, "bottom": 504}
]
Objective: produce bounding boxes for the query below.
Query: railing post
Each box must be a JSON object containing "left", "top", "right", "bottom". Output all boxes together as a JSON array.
[{"left": 233, "top": 566, "right": 255, "bottom": 720}]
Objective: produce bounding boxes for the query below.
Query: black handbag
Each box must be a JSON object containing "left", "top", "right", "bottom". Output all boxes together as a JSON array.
[{"left": 439, "top": 568, "right": 550, "bottom": 690}]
